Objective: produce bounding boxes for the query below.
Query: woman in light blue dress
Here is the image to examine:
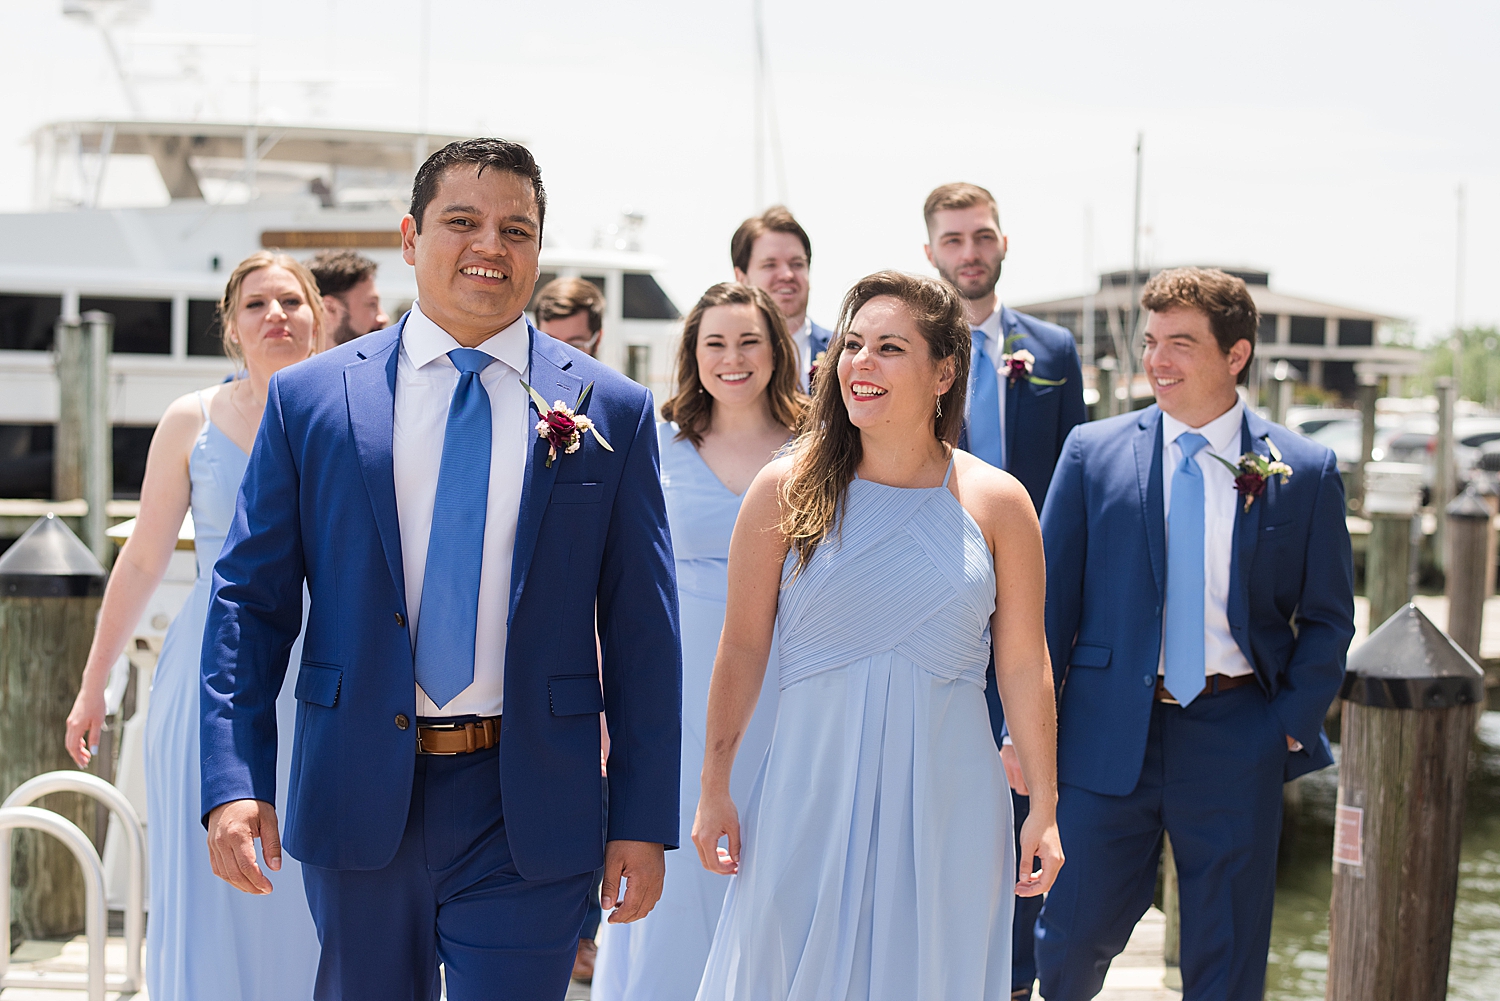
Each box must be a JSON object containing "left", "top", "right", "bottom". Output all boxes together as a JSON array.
[
  {"left": 593, "top": 283, "right": 806, "bottom": 1000},
  {"left": 66, "top": 252, "right": 325, "bottom": 1000},
  {"left": 691, "top": 271, "right": 1064, "bottom": 1000}
]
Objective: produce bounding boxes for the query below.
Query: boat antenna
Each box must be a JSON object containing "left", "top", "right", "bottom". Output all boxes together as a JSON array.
[
  {"left": 63, "top": 0, "right": 147, "bottom": 118},
  {"left": 751, "top": 0, "right": 788, "bottom": 211}
]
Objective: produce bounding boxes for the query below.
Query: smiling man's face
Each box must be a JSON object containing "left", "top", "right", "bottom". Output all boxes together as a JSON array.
[{"left": 400, "top": 165, "right": 541, "bottom": 345}]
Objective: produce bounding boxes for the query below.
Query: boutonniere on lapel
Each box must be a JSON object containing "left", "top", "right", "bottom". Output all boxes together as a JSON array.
[
  {"left": 520, "top": 380, "right": 613, "bottom": 467},
  {"left": 1000, "top": 333, "right": 1067, "bottom": 386},
  {"left": 808, "top": 350, "right": 827, "bottom": 387},
  {"left": 1211, "top": 437, "right": 1292, "bottom": 512}
]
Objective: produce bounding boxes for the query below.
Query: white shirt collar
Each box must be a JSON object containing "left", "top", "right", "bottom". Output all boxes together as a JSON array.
[
  {"left": 404, "top": 301, "right": 530, "bottom": 375},
  {"left": 974, "top": 306, "right": 1004, "bottom": 338},
  {"left": 791, "top": 315, "right": 812, "bottom": 345},
  {"left": 1161, "top": 397, "right": 1244, "bottom": 456}
]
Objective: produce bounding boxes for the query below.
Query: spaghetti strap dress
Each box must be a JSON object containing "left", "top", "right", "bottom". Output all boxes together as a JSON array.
[
  {"left": 593, "top": 422, "right": 783, "bottom": 1000},
  {"left": 696, "top": 460, "right": 1014, "bottom": 1001},
  {"left": 143, "top": 393, "right": 320, "bottom": 1001}
]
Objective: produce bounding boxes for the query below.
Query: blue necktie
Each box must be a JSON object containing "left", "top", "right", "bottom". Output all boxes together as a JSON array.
[
  {"left": 1164, "top": 432, "right": 1209, "bottom": 706},
  {"left": 413, "top": 348, "right": 497, "bottom": 708},
  {"left": 969, "top": 328, "right": 1004, "bottom": 469}
]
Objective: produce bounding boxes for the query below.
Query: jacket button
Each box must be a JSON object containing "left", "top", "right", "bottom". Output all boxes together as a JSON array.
[
  {"left": 1143, "top": 675, "right": 1154, "bottom": 686},
  {"left": 395, "top": 612, "right": 405, "bottom": 627},
  {"left": 395, "top": 714, "right": 409, "bottom": 730}
]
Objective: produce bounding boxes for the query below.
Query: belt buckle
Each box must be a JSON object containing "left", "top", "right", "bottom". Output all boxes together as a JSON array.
[{"left": 417, "top": 721, "right": 464, "bottom": 756}]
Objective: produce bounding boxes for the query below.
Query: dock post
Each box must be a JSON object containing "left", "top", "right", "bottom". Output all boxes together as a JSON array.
[
  {"left": 1444, "top": 487, "right": 1489, "bottom": 661},
  {"left": 80, "top": 311, "right": 113, "bottom": 565},
  {"left": 52, "top": 316, "right": 84, "bottom": 502},
  {"left": 1434, "top": 377, "right": 1456, "bottom": 574},
  {"left": 1326, "top": 604, "right": 1484, "bottom": 1001},
  {"left": 0, "top": 515, "right": 107, "bottom": 940},
  {"left": 1363, "top": 464, "right": 1421, "bottom": 631},
  {"left": 1353, "top": 372, "right": 1378, "bottom": 510}
]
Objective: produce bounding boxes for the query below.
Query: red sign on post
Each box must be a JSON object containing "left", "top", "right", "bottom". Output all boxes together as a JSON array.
[{"left": 1334, "top": 804, "right": 1363, "bottom": 867}]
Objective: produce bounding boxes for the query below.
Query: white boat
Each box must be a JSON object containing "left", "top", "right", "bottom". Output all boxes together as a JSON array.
[{"left": 0, "top": 118, "right": 683, "bottom": 505}]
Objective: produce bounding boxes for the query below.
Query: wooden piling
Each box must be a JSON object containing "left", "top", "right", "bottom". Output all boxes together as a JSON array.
[
  {"left": 1444, "top": 488, "right": 1489, "bottom": 660},
  {"left": 1326, "top": 604, "right": 1485, "bottom": 1001},
  {"left": 0, "top": 516, "right": 106, "bottom": 940}
]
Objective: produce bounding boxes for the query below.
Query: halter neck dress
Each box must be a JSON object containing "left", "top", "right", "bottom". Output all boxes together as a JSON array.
[
  {"left": 142, "top": 392, "right": 319, "bottom": 1000},
  {"left": 696, "top": 460, "right": 1014, "bottom": 1001},
  {"left": 593, "top": 423, "right": 783, "bottom": 1000}
]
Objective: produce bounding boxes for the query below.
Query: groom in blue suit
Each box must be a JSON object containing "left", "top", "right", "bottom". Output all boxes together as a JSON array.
[
  {"left": 1033, "top": 268, "right": 1354, "bottom": 1000},
  {"left": 200, "top": 139, "right": 681, "bottom": 1000},
  {"left": 924, "top": 181, "right": 1085, "bottom": 1000}
]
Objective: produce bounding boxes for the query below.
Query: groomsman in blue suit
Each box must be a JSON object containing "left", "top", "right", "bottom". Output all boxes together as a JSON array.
[
  {"left": 200, "top": 139, "right": 681, "bottom": 1000},
  {"left": 731, "top": 205, "right": 832, "bottom": 391},
  {"left": 924, "top": 181, "right": 1086, "bottom": 1001},
  {"left": 1033, "top": 268, "right": 1354, "bottom": 1000}
]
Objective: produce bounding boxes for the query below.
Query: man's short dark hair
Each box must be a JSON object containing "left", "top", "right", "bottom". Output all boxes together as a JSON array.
[
  {"left": 535, "top": 278, "right": 605, "bottom": 335},
  {"left": 409, "top": 138, "right": 545, "bottom": 237},
  {"left": 730, "top": 205, "right": 811, "bottom": 274},
  {"left": 1141, "top": 267, "right": 1260, "bottom": 385},
  {"left": 305, "top": 250, "right": 377, "bottom": 298}
]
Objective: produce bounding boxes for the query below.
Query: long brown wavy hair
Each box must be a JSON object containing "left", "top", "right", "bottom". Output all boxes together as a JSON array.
[
  {"left": 660, "top": 282, "right": 807, "bottom": 445},
  {"left": 780, "top": 271, "right": 971, "bottom": 577}
]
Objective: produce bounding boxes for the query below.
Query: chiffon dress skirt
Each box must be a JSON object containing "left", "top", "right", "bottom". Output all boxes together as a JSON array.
[
  {"left": 593, "top": 423, "right": 782, "bottom": 1000},
  {"left": 696, "top": 466, "right": 1014, "bottom": 1001},
  {"left": 142, "top": 404, "right": 320, "bottom": 1001}
]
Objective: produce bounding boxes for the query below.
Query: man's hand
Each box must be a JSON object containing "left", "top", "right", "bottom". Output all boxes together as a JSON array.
[
  {"left": 999, "top": 743, "right": 1030, "bottom": 796},
  {"left": 1015, "top": 807, "right": 1064, "bottom": 898},
  {"left": 600, "top": 840, "right": 665, "bottom": 924},
  {"left": 206, "top": 799, "right": 281, "bottom": 895}
]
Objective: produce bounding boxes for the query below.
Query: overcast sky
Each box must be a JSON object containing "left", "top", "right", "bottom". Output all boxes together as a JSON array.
[{"left": 1, "top": 0, "right": 1495, "bottom": 342}]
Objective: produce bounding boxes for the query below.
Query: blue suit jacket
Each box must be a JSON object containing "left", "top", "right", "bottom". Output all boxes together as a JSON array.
[
  {"left": 809, "top": 319, "right": 833, "bottom": 358},
  {"left": 959, "top": 307, "right": 1087, "bottom": 512},
  {"left": 200, "top": 315, "right": 682, "bottom": 880},
  {"left": 1040, "top": 405, "right": 1354, "bottom": 795}
]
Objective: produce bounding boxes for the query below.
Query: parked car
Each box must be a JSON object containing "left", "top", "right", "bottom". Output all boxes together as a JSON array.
[{"left": 1286, "top": 408, "right": 1360, "bottom": 437}]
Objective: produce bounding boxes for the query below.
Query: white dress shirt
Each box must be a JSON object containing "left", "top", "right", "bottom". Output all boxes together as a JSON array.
[
  {"left": 791, "top": 316, "right": 815, "bottom": 391},
  {"left": 393, "top": 302, "right": 529, "bottom": 717},
  {"left": 1159, "top": 398, "right": 1254, "bottom": 679},
  {"left": 968, "top": 306, "right": 1008, "bottom": 467}
]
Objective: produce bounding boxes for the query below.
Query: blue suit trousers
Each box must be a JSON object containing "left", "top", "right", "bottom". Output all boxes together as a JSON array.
[
  {"left": 302, "top": 745, "right": 596, "bottom": 1001},
  {"left": 1035, "top": 685, "right": 1286, "bottom": 1001}
]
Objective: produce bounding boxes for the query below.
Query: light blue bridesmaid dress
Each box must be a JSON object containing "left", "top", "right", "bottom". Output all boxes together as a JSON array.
[
  {"left": 143, "top": 394, "right": 320, "bottom": 1000},
  {"left": 592, "top": 423, "right": 782, "bottom": 1001},
  {"left": 696, "top": 460, "right": 1014, "bottom": 1001}
]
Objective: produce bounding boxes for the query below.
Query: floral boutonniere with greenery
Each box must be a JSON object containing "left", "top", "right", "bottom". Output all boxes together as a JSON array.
[
  {"left": 1000, "top": 333, "right": 1067, "bottom": 387},
  {"left": 1212, "top": 437, "right": 1292, "bottom": 512},
  {"left": 520, "top": 380, "right": 613, "bottom": 467}
]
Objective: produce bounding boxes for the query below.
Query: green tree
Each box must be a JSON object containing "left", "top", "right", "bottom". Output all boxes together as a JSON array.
[{"left": 1408, "top": 326, "right": 1500, "bottom": 404}]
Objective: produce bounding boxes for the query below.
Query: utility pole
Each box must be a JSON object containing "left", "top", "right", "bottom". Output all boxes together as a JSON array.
[
  {"left": 1082, "top": 205, "right": 1095, "bottom": 370},
  {"left": 750, "top": 0, "right": 786, "bottom": 211},
  {"left": 1453, "top": 184, "right": 1466, "bottom": 397},
  {"left": 1123, "top": 133, "right": 1144, "bottom": 410}
]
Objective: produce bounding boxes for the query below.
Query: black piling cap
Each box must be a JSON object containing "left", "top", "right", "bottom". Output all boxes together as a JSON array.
[
  {"left": 1340, "top": 603, "right": 1486, "bottom": 709},
  {"left": 0, "top": 514, "right": 106, "bottom": 598},
  {"left": 1446, "top": 485, "right": 1491, "bottom": 520}
]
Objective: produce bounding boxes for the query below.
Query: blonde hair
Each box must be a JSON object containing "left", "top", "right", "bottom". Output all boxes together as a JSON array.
[
  {"left": 659, "top": 283, "right": 807, "bottom": 446},
  {"left": 218, "top": 251, "right": 325, "bottom": 366},
  {"left": 779, "top": 271, "right": 970, "bottom": 577}
]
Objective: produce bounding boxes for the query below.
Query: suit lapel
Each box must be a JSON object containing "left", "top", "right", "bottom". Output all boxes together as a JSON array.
[
  {"left": 1134, "top": 406, "right": 1167, "bottom": 601},
  {"left": 1001, "top": 307, "right": 1022, "bottom": 469},
  {"left": 345, "top": 320, "right": 407, "bottom": 611},
  {"left": 508, "top": 324, "right": 583, "bottom": 625},
  {"left": 1229, "top": 410, "right": 1267, "bottom": 667}
]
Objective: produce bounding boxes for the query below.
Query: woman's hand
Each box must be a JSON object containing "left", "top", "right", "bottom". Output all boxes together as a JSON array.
[
  {"left": 64, "top": 685, "right": 108, "bottom": 768},
  {"left": 691, "top": 789, "right": 741, "bottom": 875},
  {"left": 1015, "top": 805, "right": 1064, "bottom": 897}
]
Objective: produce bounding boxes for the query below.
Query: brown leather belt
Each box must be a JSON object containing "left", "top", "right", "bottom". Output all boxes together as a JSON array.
[
  {"left": 1154, "top": 674, "right": 1256, "bottom": 705},
  {"left": 416, "top": 717, "right": 500, "bottom": 755}
]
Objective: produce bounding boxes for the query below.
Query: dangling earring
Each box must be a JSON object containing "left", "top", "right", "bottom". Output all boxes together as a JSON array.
[{"left": 935, "top": 396, "right": 943, "bottom": 419}]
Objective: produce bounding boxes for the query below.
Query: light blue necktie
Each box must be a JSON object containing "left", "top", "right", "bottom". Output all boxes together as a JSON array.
[
  {"left": 1164, "top": 432, "right": 1209, "bottom": 706},
  {"left": 413, "top": 348, "right": 497, "bottom": 709},
  {"left": 969, "top": 328, "right": 1004, "bottom": 469}
]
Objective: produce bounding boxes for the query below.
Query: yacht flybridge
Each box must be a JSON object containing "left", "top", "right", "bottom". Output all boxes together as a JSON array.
[{"left": 0, "top": 119, "right": 681, "bottom": 501}]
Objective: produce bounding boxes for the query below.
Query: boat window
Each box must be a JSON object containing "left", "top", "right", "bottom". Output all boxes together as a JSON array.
[
  {"left": 583, "top": 275, "right": 607, "bottom": 294},
  {"left": 79, "top": 297, "right": 172, "bottom": 354},
  {"left": 112, "top": 426, "right": 154, "bottom": 498},
  {"left": 525, "top": 273, "right": 560, "bottom": 313},
  {"left": 0, "top": 424, "right": 54, "bottom": 499},
  {"left": 188, "top": 300, "right": 224, "bottom": 357},
  {"left": 626, "top": 345, "right": 651, "bottom": 385},
  {"left": 622, "top": 274, "right": 680, "bottom": 321},
  {"left": 0, "top": 295, "right": 63, "bottom": 352}
]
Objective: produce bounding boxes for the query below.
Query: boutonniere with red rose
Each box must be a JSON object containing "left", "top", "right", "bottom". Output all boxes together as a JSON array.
[
  {"left": 520, "top": 380, "right": 613, "bottom": 467},
  {"left": 808, "top": 350, "right": 827, "bottom": 387},
  {"left": 1000, "top": 333, "right": 1067, "bottom": 387},
  {"left": 1211, "top": 436, "right": 1292, "bottom": 512}
]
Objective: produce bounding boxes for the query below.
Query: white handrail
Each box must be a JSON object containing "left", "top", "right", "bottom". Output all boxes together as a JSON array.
[
  {"left": 0, "top": 807, "right": 106, "bottom": 1001},
  {"left": 1, "top": 771, "right": 145, "bottom": 991}
]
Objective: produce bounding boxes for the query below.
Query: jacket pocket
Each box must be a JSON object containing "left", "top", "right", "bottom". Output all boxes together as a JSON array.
[
  {"left": 1069, "top": 643, "right": 1111, "bottom": 669},
  {"left": 548, "top": 673, "right": 606, "bottom": 715},
  {"left": 295, "top": 662, "right": 343, "bottom": 707},
  {"left": 551, "top": 482, "right": 603, "bottom": 505}
]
